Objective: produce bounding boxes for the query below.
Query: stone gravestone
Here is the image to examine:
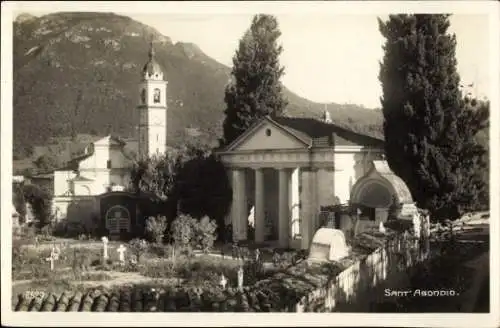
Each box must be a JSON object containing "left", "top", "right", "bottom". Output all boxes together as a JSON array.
[
  {"left": 101, "top": 237, "right": 109, "bottom": 261},
  {"left": 379, "top": 221, "right": 386, "bottom": 234},
  {"left": 308, "top": 228, "right": 349, "bottom": 262},
  {"left": 117, "top": 244, "right": 127, "bottom": 266},
  {"left": 220, "top": 274, "right": 227, "bottom": 290},
  {"left": 237, "top": 267, "right": 244, "bottom": 291}
]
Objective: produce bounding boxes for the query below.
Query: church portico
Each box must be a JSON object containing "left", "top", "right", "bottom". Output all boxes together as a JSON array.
[
  {"left": 220, "top": 145, "right": 337, "bottom": 249},
  {"left": 216, "top": 115, "right": 386, "bottom": 251}
]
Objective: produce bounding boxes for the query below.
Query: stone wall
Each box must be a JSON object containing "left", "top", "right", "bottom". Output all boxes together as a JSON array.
[{"left": 296, "top": 233, "right": 429, "bottom": 312}]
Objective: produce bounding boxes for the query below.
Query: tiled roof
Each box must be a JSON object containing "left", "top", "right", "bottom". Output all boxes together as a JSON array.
[{"left": 271, "top": 116, "right": 384, "bottom": 148}]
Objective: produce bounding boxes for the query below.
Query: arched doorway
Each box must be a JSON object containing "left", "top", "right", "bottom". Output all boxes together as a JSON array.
[
  {"left": 350, "top": 160, "right": 416, "bottom": 223},
  {"left": 98, "top": 191, "right": 139, "bottom": 240},
  {"left": 105, "top": 205, "right": 131, "bottom": 235}
]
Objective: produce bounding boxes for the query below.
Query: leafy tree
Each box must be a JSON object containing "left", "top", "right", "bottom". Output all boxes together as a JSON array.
[
  {"left": 170, "top": 214, "right": 197, "bottom": 254},
  {"left": 128, "top": 238, "right": 149, "bottom": 263},
  {"left": 379, "top": 14, "right": 489, "bottom": 221},
  {"left": 193, "top": 216, "right": 218, "bottom": 253},
  {"left": 22, "top": 183, "right": 52, "bottom": 228},
  {"left": 13, "top": 182, "right": 27, "bottom": 221},
  {"left": 221, "top": 14, "right": 288, "bottom": 146},
  {"left": 145, "top": 215, "right": 168, "bottom": 244},
  {"left": 128, "top": 153, "right": 178, "bottom": 201},
  {"left": 33, "top": 154, "right": 59, "bottom": 173}
]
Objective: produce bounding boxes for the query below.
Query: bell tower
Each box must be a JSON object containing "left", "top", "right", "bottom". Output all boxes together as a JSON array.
[{"left": 137, "top": 40, "right": 168, "bottom": 159}]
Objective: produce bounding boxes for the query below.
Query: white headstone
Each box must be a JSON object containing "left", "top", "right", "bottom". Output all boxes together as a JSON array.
[
  {"left": 412, "top": 213, "right": 421, "bottom": 238},
  {"left": 379, "top": 221, "right": 386, "bottom": 234},
  {"left": 220, "top": 274, "right": 227, "bottom": 290},
  {"left": 308, "top": 228, "right": 349, "bottom": 262},
  {"left": 255, "top": 248, "right": 260, "bottom": 262},
  {"left": 237, "top": 267, "right": 244, "bottom": 290},
  {"left": 117, "top": 244, "right": 127, "bottom": 265},
  {"left": 101, "top": 237, "right": 109, "bottom": 260}
]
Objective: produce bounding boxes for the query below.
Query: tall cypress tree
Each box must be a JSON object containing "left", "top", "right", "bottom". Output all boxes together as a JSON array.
[
  {"left": 379, "top": 14, "right": 489, "bottom": 221},
  {"left": 222, "top": 14, "right": 288, "bottom": 146}
]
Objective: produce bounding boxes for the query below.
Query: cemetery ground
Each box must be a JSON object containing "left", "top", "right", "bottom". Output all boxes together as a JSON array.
[
  {"left": 11, "top": 212, "right": 490, "bottom": 312},
  {"left": 11, "top": 234, "right": 309, "bottom": 309}
]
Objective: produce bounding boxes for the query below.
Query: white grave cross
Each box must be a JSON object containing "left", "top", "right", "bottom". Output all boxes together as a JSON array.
[
  {"left": 117, "top": 244, "right": 127, "bottom": 265},
  {"left": 219, "top": 274, "right": 227, "bottom": 290},
  {"left": 101, "top": 237, "right": 109, "bottom": 260},
  {"left": 45, "top": 247, "right": 60, "bottom": 271}
]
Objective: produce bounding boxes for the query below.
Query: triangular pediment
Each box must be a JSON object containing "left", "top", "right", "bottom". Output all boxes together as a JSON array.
[{"left": 226, "top": 118, "right": 310, "bottom": 151}]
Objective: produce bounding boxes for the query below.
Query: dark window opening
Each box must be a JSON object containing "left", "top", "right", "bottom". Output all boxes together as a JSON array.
[
  {"left": 107, "top": 160, "right": 112, "bottom": 169},
  {"left": 265, "top": 128, "right": 272, "bottom": 136},
  {"left": 359, "top": 206, "right": 376, "bottom": 221},
  {"left": 153, "top": 88, "right": 161, "bottom": 104}
]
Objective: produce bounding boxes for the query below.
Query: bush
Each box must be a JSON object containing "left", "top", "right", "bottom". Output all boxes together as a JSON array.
[
  {"left": 193, "top": 216, "right": 217, "bottom": 253},
  {"left": 140, "top": 261, "right": 176, "bottom": 279},
  {"left": 128, "top": 238, "right": 149, "bottom": 263},
  {"left": 170, "top": 214, "right": 197, "bottom": 252},
  {"left": 148, "top": 243, "right": 174, "bottom": 258},
  {"left": 145, "top": 215, "right": 168, "bottom": 244},
  {"left": 170, "top": 214, "right": 218, "bottom": 255}
]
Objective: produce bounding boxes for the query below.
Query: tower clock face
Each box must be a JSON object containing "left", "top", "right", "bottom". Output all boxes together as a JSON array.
[{"left": 141, "top": 89, "right": 146, "bottom": 104}]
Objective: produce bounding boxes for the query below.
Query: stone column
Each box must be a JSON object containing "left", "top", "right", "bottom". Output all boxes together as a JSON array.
[
  {"left": 300, "top": 167, "right": 318, "bottom": 250},
  {"left": 278, "top": 168, "right": 290, "bottom": 248},
  {"left": 289, "top": 168, "right": 301, "bottom": 240},
  {"left": 231, "top": 168, "right": 247, "bottom": 242},
  {"left": 254, "top": 168, "right": 265, "bottom": 243}
]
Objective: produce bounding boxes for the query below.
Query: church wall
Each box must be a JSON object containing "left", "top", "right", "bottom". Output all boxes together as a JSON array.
[
  {"left": 317, "top": 168, "right": 336, "bottom": 207},
  {"left": 334, "top": 153, "right": 357, "bottom": 204},
  {"left": 54, "top": 170, "right": 77, "bottom": 196}
]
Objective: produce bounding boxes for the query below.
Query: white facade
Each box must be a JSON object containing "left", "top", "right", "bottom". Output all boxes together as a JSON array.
[{"left": 52, "top": 136, "right": 137, "bottom": 221}]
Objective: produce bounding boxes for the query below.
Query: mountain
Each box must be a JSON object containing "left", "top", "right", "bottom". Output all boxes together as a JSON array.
[{"left": 12, "top": 12, "right": 384, "bottom": 159}]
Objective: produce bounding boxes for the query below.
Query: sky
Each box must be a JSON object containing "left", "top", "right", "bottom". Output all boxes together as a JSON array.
[{"left": 11, "top": 2, "right": 494, "bottom": 109}]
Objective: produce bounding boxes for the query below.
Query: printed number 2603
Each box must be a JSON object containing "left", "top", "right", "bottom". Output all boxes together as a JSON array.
[{"left": 23, "top": 290, "right": 45, "bottom": 299}]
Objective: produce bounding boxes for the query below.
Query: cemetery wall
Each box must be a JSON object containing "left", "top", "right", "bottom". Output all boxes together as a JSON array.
[{"left": 295, "top": 234, "right": 429, "bottom": 312}]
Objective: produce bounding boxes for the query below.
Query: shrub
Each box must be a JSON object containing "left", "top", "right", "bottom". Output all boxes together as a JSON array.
[
  {"left": 148, "top": 243, "right": 174, "bottom": 258},
  {"left": 140, "top": 261, "right": 176, "bottom": 279},
  {"left": 128, "top": 238, "right": 149, "bottom": 263},
  {"left": 145, "top": 215, "right": 168, "bottom": 244},
  {"left": 193, "top": 216, "right": 217, "bottom": 253},
  {"left": 170, "top": 214, "right": 197, "bottom": 253}
]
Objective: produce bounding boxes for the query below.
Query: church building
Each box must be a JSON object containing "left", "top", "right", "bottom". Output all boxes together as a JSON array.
[
  {"left": 51, "top": 42, "right": 168, "bottom": 221},
  {"left": 37, "top": 39, "right": 411, "bottom": 250}
]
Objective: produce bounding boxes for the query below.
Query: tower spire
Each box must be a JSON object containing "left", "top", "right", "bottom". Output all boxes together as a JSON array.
[{"left": 148, "top": 37, "right": 155, "bottom": 60}]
